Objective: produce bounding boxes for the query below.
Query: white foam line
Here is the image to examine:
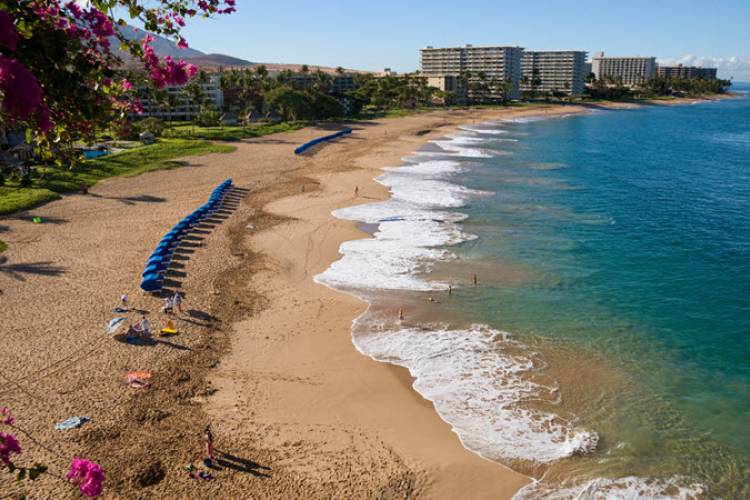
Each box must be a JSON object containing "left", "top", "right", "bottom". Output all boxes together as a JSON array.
[{"left": 513, "top": 476, "right": 704, "bottom": 500}]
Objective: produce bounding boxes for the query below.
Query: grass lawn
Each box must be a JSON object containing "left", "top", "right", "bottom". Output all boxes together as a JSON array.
[
  {"left": 163, "top": 121, "right": 308, "bottom": 141},
  {"left": 0, "top": 139, "right": 235, "bottom": 215}
]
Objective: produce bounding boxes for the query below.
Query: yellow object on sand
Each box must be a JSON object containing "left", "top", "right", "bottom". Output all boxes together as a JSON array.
[{"left": 159, "top": 319, "right": 178, "bottom": 336}]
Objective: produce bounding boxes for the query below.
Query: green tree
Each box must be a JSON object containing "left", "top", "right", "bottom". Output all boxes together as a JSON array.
[{"left": 264, "top": 86, "right": 312, "bottom": 121}]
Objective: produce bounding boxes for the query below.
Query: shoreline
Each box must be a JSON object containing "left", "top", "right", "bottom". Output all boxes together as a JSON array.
[
  {"left": 205, "top": 103, "right": 608, "bottom": 498},
  {"left": 0, "top": 96, "right": 722, "bottom": 497}
]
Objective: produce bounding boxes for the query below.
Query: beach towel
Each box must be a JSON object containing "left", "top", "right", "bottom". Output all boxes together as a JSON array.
[
  {"left": 106, "top": 317, "right": 126, "bottom": 334},
  {"left": 159, "top": 319, "right": 177, "bottom": 336},
  {"left": 124, "top": 371, "right": 152, "bottom": 382},
  {"left": 55, "top": 416, "right": 91, "bottom": 430},
  {"left": 124, "top": 370, "right": 152, "bottom": 389}
]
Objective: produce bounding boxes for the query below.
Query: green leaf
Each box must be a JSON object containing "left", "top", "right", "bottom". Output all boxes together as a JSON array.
[{"left": 29, "top": 464, "right": 47, "bottom": 480}]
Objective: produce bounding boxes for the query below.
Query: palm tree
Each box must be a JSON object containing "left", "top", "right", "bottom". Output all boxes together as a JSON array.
[
  {"left": 531, "top": 68, "right": 542, "bottom": 98},
  {"left": 255, "top": 65, "right": 269, "bottom": 79}
]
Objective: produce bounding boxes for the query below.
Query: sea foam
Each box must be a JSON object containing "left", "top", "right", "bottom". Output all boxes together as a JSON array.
[
  {"left": 513, "top": 476, "right": 704, "bottom": 500},
  {"left": 354, "top": 323, "right": 598, "bottom": 463}
]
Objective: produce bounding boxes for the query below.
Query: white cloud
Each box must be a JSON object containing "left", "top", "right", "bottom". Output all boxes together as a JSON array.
[{"left": 657, "top": 54, "right": 750, "bottom": 72}]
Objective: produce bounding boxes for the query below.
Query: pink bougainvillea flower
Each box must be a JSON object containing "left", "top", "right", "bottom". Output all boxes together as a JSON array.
[
  {"left": 121, "top": 79, "right": 133, "bottom": 91},
  {"left": 0, "top": 55, "right": 43, "bottom": 118},
  {"left": 37, "top": 102, "right": 54, "bottom": 133},
  {"left": 67, "top": 458, "right": 105, "bottom": 498},
  {"left": 0, "top": 10, "right": 19, "bottom": 51},
  {"left": 176, "top": 37, "right": 188, "bottom": 49},
  {"left": 0, "top": 406, "right": 15, "bottom": 426},
  {"left": 0, "top": 432, "right": 22, "bottom": 465}
]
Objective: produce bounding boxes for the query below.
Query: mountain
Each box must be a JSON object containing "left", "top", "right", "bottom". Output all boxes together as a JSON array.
[
  {"left": 115, "top": 25, "right": 205, "bottom": 59},
  {"left": 183, "top": 53, "right": 254, "bottom": 67},
  {"left": 114, "top": 25, "right": 367, "bottom": 75}
]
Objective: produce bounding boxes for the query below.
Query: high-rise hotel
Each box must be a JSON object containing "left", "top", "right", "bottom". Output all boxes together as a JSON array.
[
  {"left": 521, "top": 51, "right": 588, "bottom": 95},
  {"left": 591, "top": 51, "right": 657, "bottom": 87},
  {"left": 657, "top": 65, "right": 718, "bottom": 80},
  {"left": 420, "top": 45, "right": 524, "bottom": 101}
]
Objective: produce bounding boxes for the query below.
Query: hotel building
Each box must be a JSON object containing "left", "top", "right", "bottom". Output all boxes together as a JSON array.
[
  {"left": 591, "top": 52, "right": 657, "bottom": 87},
  {"left": 657, "top": 65, "right": 718, "bottom": 80},
  {"left": 520, "top": 51, "right": 588, "bottom": 96},
  {"left": 133, "top": 74, "right": 224, "bottom": 120},
  {"left": 420, "top": 45, "right": 524, "bottom": 100}
]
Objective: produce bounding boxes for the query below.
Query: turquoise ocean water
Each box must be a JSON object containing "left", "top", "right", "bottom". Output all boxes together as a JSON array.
[
  {"left": 317, "top": 87, "right": 750, "bottom": 497},
  {"left": 453, "top": 89, "right": 750, "bottom": 496}
]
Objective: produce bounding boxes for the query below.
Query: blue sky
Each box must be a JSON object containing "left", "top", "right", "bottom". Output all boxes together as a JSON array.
[{"left": 171, "top": 0, "right": 750, "bottom": 80}]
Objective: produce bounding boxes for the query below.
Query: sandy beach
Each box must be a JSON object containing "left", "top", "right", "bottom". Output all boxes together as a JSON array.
[{"left": 0, "top": 99, "right": 697, "bottom": 498}]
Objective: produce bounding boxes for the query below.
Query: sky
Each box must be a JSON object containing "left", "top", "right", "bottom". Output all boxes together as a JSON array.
[{"left": 168, "top": 0, "right": 750, "bottom": 80}]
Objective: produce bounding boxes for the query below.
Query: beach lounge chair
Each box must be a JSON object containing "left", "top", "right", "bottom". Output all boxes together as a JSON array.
[{"left": 140, "top": 274, "right": 163, "bottom": 292}]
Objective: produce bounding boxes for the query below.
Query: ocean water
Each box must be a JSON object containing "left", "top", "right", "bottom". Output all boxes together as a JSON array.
[{"left": 316, "top": 87, "right": 750, "bottom": 498}]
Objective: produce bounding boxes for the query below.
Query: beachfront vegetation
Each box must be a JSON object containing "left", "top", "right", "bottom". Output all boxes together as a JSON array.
[
  {"left": 0, "top": 240, "right": 6, "bottom": 253},
  {"left": 640, "top": 76, "right": 732, "bottom": 97},
  {"left": 0, "top": 139, "right": 234, "bottom": 215},
  {"left": 198, "top": 67, "right": 445, "bottom": 122},
  {"left": 585, "top": 75, "right": 732, "bottom": 100}
]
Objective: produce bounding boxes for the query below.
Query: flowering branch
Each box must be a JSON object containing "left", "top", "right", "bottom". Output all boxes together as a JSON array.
[
  {"left": 1, "top": 406, "right": 105, "bottom": 498},
  {"left": 0, "top": 1, "right": 237, "bottom": 160}
]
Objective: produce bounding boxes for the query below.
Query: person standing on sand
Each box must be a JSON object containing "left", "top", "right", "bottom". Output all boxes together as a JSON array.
[
  {"left": 473, "top": 274, "right": 478, "bottom": 285},
  {"left": 354, "top": 185, "right": 359, "bottom": 197},
  {"left": 203, "top": 424, "right": 214, "bottom": 464},
  {"left": 140, "top": 315, "right": 150, "bottom": 337},
  {"left": 172, "top": 292, "right": 183, "bottom": 314},
  {"left": 398, "top": 308, "right": 404, "bottom": 320},
  {"left": 120, "top": 294, "right": 129, "bottom": 311},
  {"left": 162, "top": 296, "right": 173, "bottom": 315},
  {"left": 448, "top": 285, "right": 452, "bottom": 295}
]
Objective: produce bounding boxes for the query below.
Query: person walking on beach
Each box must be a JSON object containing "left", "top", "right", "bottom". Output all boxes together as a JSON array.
[
  {"left": 448, "top": 284, "right": 452, "bottom": 296},
  {"left": 473, "top": 274, "right": 478, "bottom": 285},
  {"left": 398, "top": 308, "right": 404, "bottom": 320},
  {"left": 172, "top": 292, "right": 183, "bottom": 314},
  {"left": 120, "top": 294, "right": 129, "bottom": 311},
  {"left": 354, "top": 185, "right": 359, "bottom": 197},
  {"left": 162, "top": 296, "right": 173, "bottom": 315},
  {"left": 202, "top": 424, "right": 214, "bottom": 465}
]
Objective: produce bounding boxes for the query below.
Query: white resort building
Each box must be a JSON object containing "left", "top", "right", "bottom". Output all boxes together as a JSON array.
[
  {"left": 420, "top": 45, "right": 524, "bottom": 100},
  {"left": 520, "top": 51, "right": 588, "bottom": 96},
  {"left": 591, "top": 51, "right": 657, "bottom": 87},
  {"left": 133, "top": 74, "right": 224, "bottom": 121}
]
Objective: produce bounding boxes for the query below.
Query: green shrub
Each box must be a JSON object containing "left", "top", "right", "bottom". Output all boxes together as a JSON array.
[{"left": 196, "top": 109, "right": 221, "bottom": 127}]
